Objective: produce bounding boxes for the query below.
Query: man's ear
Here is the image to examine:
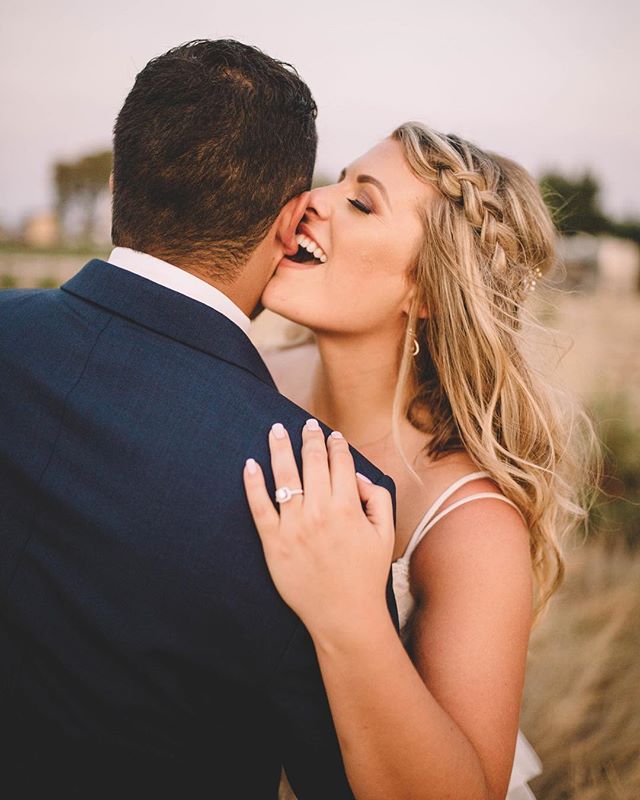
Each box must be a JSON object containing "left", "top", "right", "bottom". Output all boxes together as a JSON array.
[{"left": 276, "top": 192, "right": 310, "bottom": 257}]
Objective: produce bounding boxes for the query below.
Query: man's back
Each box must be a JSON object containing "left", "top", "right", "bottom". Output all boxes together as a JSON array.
[{"left": 0, "top": 263, "right": 396, "bottom": 798}]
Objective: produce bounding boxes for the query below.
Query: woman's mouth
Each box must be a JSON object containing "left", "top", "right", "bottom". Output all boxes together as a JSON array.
[{"left": 287, "top": 233, "right": 327, "bottom": 267}]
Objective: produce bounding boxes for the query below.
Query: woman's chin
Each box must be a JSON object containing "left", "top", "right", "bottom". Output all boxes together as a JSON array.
[
  {"left": 276, "top": 255, "right": 326, "bottom": 272},
  {"left": 261, "top": 295, "right": 318, "bottom": 332},
  {"left": 261, "top": 282, "right": 300, "bottom": 322},
  {"left": 262, "top": 258, "right": 330, "bottom": 326}
]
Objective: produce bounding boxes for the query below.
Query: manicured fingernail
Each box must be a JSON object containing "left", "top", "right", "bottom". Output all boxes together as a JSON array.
[
  {"left": 305, "top": 418, "right": 320, "bottom": 431},
  {"left": 246, "top": 458, "right": 258, "bottom": 475},
  {"left": 329, "top": 431, "right": 343, "bottom": 440},
  {"left": 272, "top": 423, "right": 287, "bottom": 439},
  {"left": 356, "top": 472, "right": 372, "bottom": 483}
]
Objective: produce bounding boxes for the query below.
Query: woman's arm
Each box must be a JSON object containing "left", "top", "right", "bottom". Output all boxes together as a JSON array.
[
  {"left": 244, "top": 420, "right": 533, "bottom": 800},
  {"left": 312, "top": 502, "right": 533, "bottom": 800}
]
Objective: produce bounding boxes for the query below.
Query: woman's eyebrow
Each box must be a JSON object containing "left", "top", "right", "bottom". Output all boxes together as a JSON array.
[
  {"left": 357, "top": 175, "right": 391, "bottom": 211},
  {"left": 338, "top": 167, "right": 391, "bottom": 211}
]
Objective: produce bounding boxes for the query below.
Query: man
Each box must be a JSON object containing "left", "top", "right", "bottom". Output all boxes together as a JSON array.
[{"left": 0, "top": 39, "right": 397, "bottom": 798}]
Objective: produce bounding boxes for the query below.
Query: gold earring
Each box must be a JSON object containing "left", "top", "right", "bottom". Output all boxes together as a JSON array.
[{"left": 408, "top": 328, "right": 420, "bottom": 357}]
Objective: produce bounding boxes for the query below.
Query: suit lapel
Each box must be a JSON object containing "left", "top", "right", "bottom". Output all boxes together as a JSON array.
[{"left": 62, "top": 260, "right": 276, "bottom": 389}]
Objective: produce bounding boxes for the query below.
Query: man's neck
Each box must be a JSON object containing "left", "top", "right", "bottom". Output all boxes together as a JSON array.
[
  {"left": 173, "top": 260, "right": 246, "bottom": 308},
  {"left": 145, "top": 250, "right": 248, "bottom": 313},
  {"left": 160, "top": 238, "right": 278, "bottom": 319}
]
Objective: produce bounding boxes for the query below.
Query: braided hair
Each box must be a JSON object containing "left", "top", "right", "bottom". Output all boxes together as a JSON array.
[{"left": 390, "top": 122, "right": 598, "bottom": 616}]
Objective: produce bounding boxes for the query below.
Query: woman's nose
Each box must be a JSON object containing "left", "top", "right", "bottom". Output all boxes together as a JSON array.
[{"left": 304, "top": 184, "right": 332, "bottom": 220}]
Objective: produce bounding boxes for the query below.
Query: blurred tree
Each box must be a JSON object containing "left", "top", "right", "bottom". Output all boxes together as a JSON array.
[
  {"left": 540, "top": 171, "right": 611, "bottom": 236},
  {"left": 610, "top": 218, "right": 640, "bottom": 247},
  {"left": 37, "top": 277, "right": 59, "bottom": 289},
  {"left": 1, "top": 274, "right": 17, "bottom": 289},
  {"left": 54, "top": 150, "right": 112, "bottom": 243},
  {"left": 53, "top": 162, "right": 74, "bottom": 232}
]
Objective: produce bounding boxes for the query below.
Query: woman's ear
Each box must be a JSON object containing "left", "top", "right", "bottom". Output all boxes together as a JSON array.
[
  {"left": 276, "top": 192, "right": 310, "bottom": 257},
  {"left": 401, "top": 289, "right": 428, "bottom": 320}
]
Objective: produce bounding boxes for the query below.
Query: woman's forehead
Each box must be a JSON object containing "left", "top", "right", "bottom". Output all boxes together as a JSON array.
[{"left": 348, "top": 139, "right": 432, "bottom": 209}]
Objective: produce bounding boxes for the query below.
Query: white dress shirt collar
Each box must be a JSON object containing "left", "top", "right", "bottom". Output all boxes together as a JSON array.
[{"left": 107, "top": 247, "right": 251, "bottom": 335}]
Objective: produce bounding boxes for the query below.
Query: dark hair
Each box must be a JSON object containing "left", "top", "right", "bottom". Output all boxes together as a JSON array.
[{"left": 111, "top": 39, "right": 317, "bottom": 279}]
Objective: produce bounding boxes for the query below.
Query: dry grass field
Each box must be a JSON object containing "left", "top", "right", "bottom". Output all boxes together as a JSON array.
[
  {"left": 520, "top": 293, "right": 640, "bottom": 799},
  {"left": 523, "top": 543, "right": 640, "bottom": 800}
]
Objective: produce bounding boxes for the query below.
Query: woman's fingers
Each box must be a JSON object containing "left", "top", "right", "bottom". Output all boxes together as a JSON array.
[
  {"left": 327, "top": 432, "right": 361, "bottom": 506},
  {"left": 301, "top": 419, "right": 331, "bottom": 507},
  {"left": 247, "top": 422, "right": 389, "bottom": 539},
  {"left": 269, "top": 423, "right": 304, "bottom": 512},
  {"left": 356, "top": 473, "right": 395, "bottom": 533},
  {"left": 243, "top": 458, "right": 279, "bottom": 540}
]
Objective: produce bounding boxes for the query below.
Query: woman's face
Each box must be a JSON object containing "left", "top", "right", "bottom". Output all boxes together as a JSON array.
[{"left": 262, "top": 138, "right": 433, "bottom": 335}]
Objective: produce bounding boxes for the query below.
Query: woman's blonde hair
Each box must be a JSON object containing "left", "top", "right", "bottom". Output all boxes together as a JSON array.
[{"left": 391, "top": 122, "right": 598, "bottom": 616}]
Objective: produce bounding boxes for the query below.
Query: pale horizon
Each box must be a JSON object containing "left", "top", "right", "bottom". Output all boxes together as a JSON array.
[{"left": 1, "top": 0, "right": 639, "bottom": 228}]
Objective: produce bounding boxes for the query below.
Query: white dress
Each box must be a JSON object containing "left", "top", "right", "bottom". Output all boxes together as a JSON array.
[{"left": 392, "top": 471, "right": 542, "bottom": 800}]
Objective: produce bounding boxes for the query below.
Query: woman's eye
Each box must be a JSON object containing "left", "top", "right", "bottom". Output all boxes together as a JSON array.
[{"left": 348, "top": 198, "right": 372, "bottom": 215}]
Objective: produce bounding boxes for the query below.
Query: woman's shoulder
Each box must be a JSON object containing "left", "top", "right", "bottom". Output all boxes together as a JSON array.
[
  {"left": 407, "top": 451, "right": 502, "bottom": 527},
  {"left": 393, "top": 451, "right": 486, "bottom": 556},
  {"left": 406, "top": 453, "right": 531, "bottom": 600}
]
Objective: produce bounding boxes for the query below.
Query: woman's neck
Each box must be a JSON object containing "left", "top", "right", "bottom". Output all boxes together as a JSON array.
[{"left": 309, "top": 327, "right": 407, "bottom": 450}]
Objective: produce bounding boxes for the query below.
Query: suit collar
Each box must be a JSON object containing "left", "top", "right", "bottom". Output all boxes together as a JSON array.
[
  {"left": 106, "top": 247, "right": 251, "bottom": 334},
  {"left": 62, "top": 260, "right": 276, "bottom": 389}
]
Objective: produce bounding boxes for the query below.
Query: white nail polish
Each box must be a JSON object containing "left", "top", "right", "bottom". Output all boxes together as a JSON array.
[
  {"left": 305, "top": 418, "right": 320, "bottom": 431},
  {"left": 356, "top": 472, "right": 372, "bottom": 484},
  {"left": 329, "top": 431, "right": 343, "bottom": 440},
  {"left": 246, "top": 458, "right": 258, "bottom": 475},
  {"left": 272, "top": 423, "right": 287, "bottom": 440}
]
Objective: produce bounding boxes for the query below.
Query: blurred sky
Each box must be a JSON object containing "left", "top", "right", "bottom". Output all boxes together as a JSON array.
[{"left": 1, "top": 0, "right": 638, "bottom": 226}]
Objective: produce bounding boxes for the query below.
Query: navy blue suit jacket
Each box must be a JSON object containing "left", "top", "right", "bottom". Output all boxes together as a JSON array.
[{"left": 0, "top": 260, "right": 398, "bottom": 799}]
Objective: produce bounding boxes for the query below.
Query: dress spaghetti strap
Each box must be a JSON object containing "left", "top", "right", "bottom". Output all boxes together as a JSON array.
[
  {"left": 400, "top": 472, "right": 522, "bottom": 564},
  {"left": 418, "top": 493, "right": 522, "bottom": 539}
]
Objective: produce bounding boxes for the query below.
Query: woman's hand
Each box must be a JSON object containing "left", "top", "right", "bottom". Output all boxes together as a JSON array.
[{"left": 243, "top": 419, "right": 395, "bottom": 647}]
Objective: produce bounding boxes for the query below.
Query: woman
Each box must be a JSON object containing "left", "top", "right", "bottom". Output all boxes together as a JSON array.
[{"left": 244, "top": 123, "right": 593, "bottom": 799}]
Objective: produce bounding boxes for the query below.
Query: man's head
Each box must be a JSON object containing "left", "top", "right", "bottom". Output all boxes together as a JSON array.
[{"left": 111, "top": 39, "right": 317, "bottom": 283}]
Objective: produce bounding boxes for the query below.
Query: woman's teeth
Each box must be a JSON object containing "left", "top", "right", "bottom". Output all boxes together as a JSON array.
[{"left": 296, "top": 234, "right": 327, "bottom": 263}]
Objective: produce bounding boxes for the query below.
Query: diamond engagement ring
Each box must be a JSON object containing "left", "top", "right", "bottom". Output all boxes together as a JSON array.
[{"left": 274, "top": 486, "right": 304, "bottom": 504}]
